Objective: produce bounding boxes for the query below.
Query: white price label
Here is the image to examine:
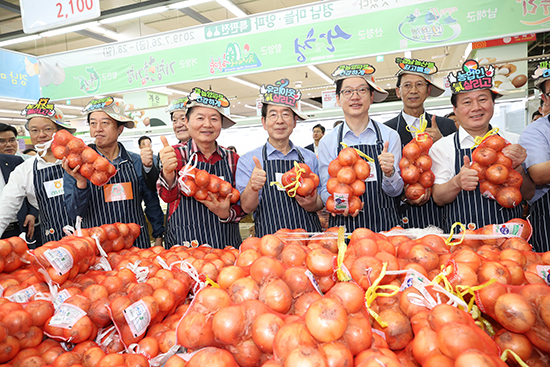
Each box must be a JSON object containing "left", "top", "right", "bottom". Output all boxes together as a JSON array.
[
  {"left": 123, "top": 300, "right": 151, "bottom": 338},
  {"left": 7, "top": 285, "right": 36, "bottom": 303},
  {"left": 304, "top": 269, "right": 324, "bottom": 296},
  {"left": 536, "top": 265, "right": 550, "bottom": 286},
  {"left": 53, "top": 289, "right": 72, "bottom": 310},
  {"left": 0, "top": 284, "right": 4, "bottom": 298},
  {"left": 44, "top": 247, "right": 73, "bottom": 276},
  {"left": 20, "top": 0, "right": 100, "bottom": 34},
  {"left": 49, "top": 303, "right": 86, "bottom": 329}
]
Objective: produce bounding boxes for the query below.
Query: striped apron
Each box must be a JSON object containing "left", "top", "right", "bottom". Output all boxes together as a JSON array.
[
  {"left": 528, "top": 191, "right": 550, "bottom": 253},
  {"left": 329, "top": 122, "right": 400, "bottom": 233},
  {"left": 164, "top": 151, "right": 241, "bottom": 250},
  {"left": 33, "top": 161, "right": 72, "bottom": 246},
  {"left": 254, "top": 144, "right": 322, "bottom": 237},
  {"left": 83, "top": 152, "right": 150, "bottom": 249},
  {"left": 445, "top": 133, "right": 523, "bottom": 232}
]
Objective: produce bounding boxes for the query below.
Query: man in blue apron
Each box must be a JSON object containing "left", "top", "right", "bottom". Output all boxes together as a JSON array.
[
  {"left": 236, "top": 78, "right": 323, "bottom": 237},
  {"left": 63, "top": 97, "right": 164, "bottom": 249},
  {"left": 385, "top": 58, "right": 457, "bottom": 229},
  {"left": 518, "top": 62, "right": 550, "bottom": 252},
  {"left": 157, "top": 88, "right": 243, "bottom": 249},
  {"left": 431, "top": 59, "right": 529, "bottom": 232},
  {"left": 318, "top": 64, "right": 404, "bottom": 233},
  {"left": 0, "top": 98, "right": 76, "bottom": 248}
]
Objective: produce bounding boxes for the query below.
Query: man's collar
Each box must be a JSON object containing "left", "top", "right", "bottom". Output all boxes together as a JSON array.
[
  {"left": 266, "top": 139, "right": 297, "bottom": 155},
  {"left": 188, "top": 139, "right": 224, "bottom": 158},
  {"left": 342, "top": 119, "right": 374, "bottom": 137}
]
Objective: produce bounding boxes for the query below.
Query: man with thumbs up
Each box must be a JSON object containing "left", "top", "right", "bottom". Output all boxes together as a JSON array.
[
  {"left": 430, "top": 60, "right": 530, "bottom": 231},
  {"left": 385, "top": 58, "right": 457, "bottom": 229},
  {"left": 318, "top": 64, "right": 403, "bottom": 233}
]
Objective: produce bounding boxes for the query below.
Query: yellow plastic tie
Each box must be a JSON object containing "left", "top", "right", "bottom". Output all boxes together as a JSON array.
[
  {"left": 269, "top": 161, "right": 305, "bottom": 198},
  {"left": 204, "top": 276, "right": 219, "bottom": 288},
  {"left": 445, "top": 222, "right": 466, "bottom": 246},
  {"left": 456, "top": 279, "right": 497, "bottom": 313},
  {"left": 340, "top": 142, "right": 374, "bottom": 163},
  {"left": 406, "top": 113, "right": 428, "bottom": 138},
  {"left": 364, "top": 262, "right": 400, "bottom": 327},
  {"left": 336, "top": 226, "right": 351, "bottom": 282},
  {"left": 500, "top": 349, "right": 529, "bottom": 367},
  {"left": 472, "top": 127, "right": 500, "bottom": 149},
  {"left": 429, "top": 267, "right": 455, "bottom": 294}
]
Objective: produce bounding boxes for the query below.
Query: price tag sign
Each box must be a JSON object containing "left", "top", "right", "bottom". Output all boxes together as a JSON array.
[{"left": 21, "top": 0, "right": 100, "bottom": 34}]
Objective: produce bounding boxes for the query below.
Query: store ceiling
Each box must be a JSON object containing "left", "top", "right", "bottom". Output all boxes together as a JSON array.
[{"left": 0, "top": 0, "right": 506, "bottom": 125}]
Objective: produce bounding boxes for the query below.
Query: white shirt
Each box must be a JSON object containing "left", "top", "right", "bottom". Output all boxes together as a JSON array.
[
  {"left": 430, "top": 126, "right": 475, "bottom": 185},
  {"left": 0, "top": 155, "right": 62, "bottom": 235},
  {"left": 402, "top": 111, "right": 421, "bottom": 135},
  {"left": 0, "top": 169, "right": 5, "bottom": 197}
]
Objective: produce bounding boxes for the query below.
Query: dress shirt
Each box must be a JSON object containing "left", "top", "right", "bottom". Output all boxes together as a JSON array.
[
  {"left": 519, "top": 116, "right": 550, "bottom": 203},
  {"left": 430, "top": 126, "right": 475, "bottom": 185}
]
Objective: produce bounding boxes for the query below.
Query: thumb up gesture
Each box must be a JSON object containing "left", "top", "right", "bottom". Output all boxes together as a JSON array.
[
  {"left": 378, "top": 141, "right": 395, "bottom": 177},
  {"left": 425, "top": 115, "right": 442, "bottom": 142},
  {"left": 249, "top": 156, "right": 266, "bottom": 192},
  {"left": 139, "top": 139, "right": 154, "bottom": 168},
  {"left": 457, "top": 156, "right": 479, "bottom": 191},
  {"left": 159, "top": 136, "right": 178, "bottom": 177}
]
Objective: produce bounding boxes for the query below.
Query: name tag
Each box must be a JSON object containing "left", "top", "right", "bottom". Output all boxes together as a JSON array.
[
  {"left": 43, "top": 178, "right": 64, "bottom": 198},
  {"left": 104, "top": 182, "right": 133, "bottom": 202},
  {"left": 366, "top": 162, "right": 377, "bottom": 182}
]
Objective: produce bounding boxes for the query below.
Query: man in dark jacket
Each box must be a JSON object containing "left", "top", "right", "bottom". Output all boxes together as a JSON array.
[{"left": 385, "top": 58, "right": 457, "bottom": 229}]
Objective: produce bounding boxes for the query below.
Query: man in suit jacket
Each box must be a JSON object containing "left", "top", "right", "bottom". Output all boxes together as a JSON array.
[
  {"left": 384, "top": 58, "right": 457, "bottom": 229},
  {"left": 305, "top": 124, "right": 325, "bottom": 156}
]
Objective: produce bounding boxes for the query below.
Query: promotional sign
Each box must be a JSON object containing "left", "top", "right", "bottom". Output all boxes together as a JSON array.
[
  {"left": 474, "top": 42, "right": 528, "bottom": 92},
  {"left": 21, "top": 0, "right": 101, "bottom": 34},
  {"left": 39, "top": 0, "right": 550, "bottom": 100},
  {"left": 322, "top": 90, "right": 338, "bottom": 110},
  {"left": 0, "top": 49, "right": 41, "bottom": 100},
  {"left": 472, "top": 33, "right": 536, "bottom": 49}
]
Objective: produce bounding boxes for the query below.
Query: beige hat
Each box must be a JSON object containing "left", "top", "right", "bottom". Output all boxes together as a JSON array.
[
  {"left": 331, "top": 64, "right": 389, "bottom": 103},
  {"left": 166, "top": 96, "right": 189, "bottom": 114},
  {"left": 186, "top": 87, "right": 235, "bottom": 128},
  {"left": 395, "top": 57, "right": 445, "bottom": 97},
  {"left": 447, "top": 59, "right": 503, "bottom": 99},
  {"left": 83, "top": 96, "right": 136, "bottom": 128},
  {"left": 21, "top": 98, "right": 76, "bottom": 134},
  {"left": 532, "top": 62, "right": 550, "bottom": 91},
  {"left": 259, "top": 78, "right": 307, "bottom": 121}
]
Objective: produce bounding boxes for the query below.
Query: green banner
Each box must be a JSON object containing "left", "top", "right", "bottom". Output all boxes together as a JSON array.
[{"left": 39, "top": 0, "right": 550, "bottom": 100}]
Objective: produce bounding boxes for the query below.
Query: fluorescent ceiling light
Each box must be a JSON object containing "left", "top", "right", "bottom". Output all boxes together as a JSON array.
[
  {"left": 57, "top": 104, "right": 85, "bottom": 111},
  {"left": 0, "top": 98, "right": 33, "bottom": 104},
  {"left": 0, "top": 109, "right": 21, "bottom": 114},
  {"left": 463, "top": 43, "right": 473, "bottom": 60},
  {"left": 300, "top": 101, "right": 321, "bottom": 110},
  {"left": 307, "top": 65, "right": 333, "bottom": 84},
  {"left": 88, "top": 25, "right": 123, "bottom": 41},
  {"left": 216, "top": 0, "right": 247, "bottom": 18},
  {"left": 230, "top": 114, "right": 247, "bottom": 118},
  {"left": 0, "top": 118, "right": 26, "bottom": 122},
  {"left": 64, "top": 114, "right": 78, "bottom": 118},
  {"left": 169, "top": 0, "right": 211, "bottom": 9},
  {"left": 0, "top": 35, "right": 41, "bottom": 48},
  {"left": 100, "top": 6, "right": 169, "bottom": 24},
  {"left": 227, "top": 76, "right": 260, "bottom": 90},
  {"left": 41, "top": 21, "right": 99, "bottom": 38},
  {"left": 243, "top": 104, "right": 257, "bottom": 110},
  {"left": 167, "top": 88, "right": 189, "bottom": 95}
]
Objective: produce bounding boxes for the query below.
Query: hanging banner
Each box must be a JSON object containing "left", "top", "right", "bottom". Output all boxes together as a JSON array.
[
  {"left": 0, "top": 49, "right": 41, "bottom": 100},
  {"left": 39, "top": 0, "right": 550, "bottom": 101},
  {"left": 472, "top": 33, "right": 537, "bottom": 49}
]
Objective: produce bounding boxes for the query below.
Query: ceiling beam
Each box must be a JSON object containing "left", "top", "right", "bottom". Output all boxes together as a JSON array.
[
  {"left": 0, "top": 0, "right": 20, "bottom": 13},
  {"left": 75, "top": 30, "right": 116, "bottom": 43},
  {"left": 178, "top": 8, "right": 212, "bottom": 24}
]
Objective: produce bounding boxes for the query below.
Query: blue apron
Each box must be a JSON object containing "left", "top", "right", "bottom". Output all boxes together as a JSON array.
[
  {"left": 33, "top": 160, "right": 72, "bottom": 246},
  {"left": 254, "top": 144, "right": 322, "bottom": 237},
  {"left": 83, "top": 146, "right": 150, "bottom": 249},
  {"left": 445, "top": 133, "right": 522, "bottom": 232},
  {"left": 164, "top": 145, "right": 241, "bottom": 249},
  {"left": 329, "top": 122, "right": 399, "bottom": 233},
  {"left": 528, "top": 190, "right": 550, "bottom": 253},
  {"left": 394, "top": 114, "right": 445, "bottom": 229}
]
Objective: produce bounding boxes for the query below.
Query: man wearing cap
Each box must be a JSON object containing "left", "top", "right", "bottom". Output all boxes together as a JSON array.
[
  {"left": 0, "top": 98, "right": 75, "bottom": 247},
  {"left": 318, "top": 64, "right": 403, "bottom": 233},
  {"left": 518, "top": 63, "right": 550, "bottom": 252},
  {"left": 385, "top": 58, "right": 457, "bottom": 229},
  {"left": 141, "top": 97, "right": 190, "bottom": 192},
  {"left": 236, "top": 79, "right": 323, "bottom": 236},
  {"left": 63, "top": 97, "right": 164, "bottom": 249},
  {"left": 431, "top": 60, "right": 529, "bottom": 232},
  {"left": 158, "top": 88, "right": 243, "bottom": 248}
]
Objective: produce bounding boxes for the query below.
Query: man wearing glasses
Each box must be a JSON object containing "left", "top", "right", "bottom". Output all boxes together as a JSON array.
[
  {"left": 318, "top": 64, "right": 403, "bottom": 232},
  {"left": 236, "top": 79, "right": 323, "bottom": 236},
  {"left": 385, "top": 58, "right": 456, "bottom": 229}
]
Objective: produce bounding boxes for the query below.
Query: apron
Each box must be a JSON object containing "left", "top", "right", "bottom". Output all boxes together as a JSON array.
[
  {"left": 33, "top": 160, "right": 72, "bottom": 246},
  {"left": 165, "top": 147, "right": 241, "bottom": 249},
  {"left": 329, "top": 122, "right": 399, "bottom": 233},
  {"left": 395, "top": 113, "right": 445, "bottom": 229},
  {"left": 528, "top": 190, "right": 550, "bottom": 253},
  {"left": 445, "top": 133, "right": 522, "bottom": 232},
  {"left": 254, "top": 144, "right": 322, "bottom": 237},
  {"left": 83, "top": 146, "right": 149, "bottom": 249}
]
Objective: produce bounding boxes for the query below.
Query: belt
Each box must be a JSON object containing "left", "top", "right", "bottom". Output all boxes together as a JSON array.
[{"left": 5, "top": 221, "right": 19, "bottom": 232}]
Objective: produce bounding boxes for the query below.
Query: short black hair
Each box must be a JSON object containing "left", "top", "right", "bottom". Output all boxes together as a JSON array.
[
  {"left": 0, "top": 123, "right": 17, "bottom": 137},
  {"left": 450, "top": 90, "right": 498, "bottom": 107},
  {"left": 186, "top": 106, "right": 223, "bottom": 121},
  {"left": 540, "top": 80, "right": 549, "bottom": 94},
  {"left": 312, "top": 124, "right": 325, "bottom": 134},
  {"left": 138, "top": 136, "right": 151, "bottom": 146},
  {"left": 333, "top": 120, "right": 344, "bottom": 128},
  {"left": 444, "top": 112, "right": 456, "bottom": 119},
  {"left": 261, "top": 103, "right": 297, "bottom": 119},
  {"left": 23, "top": 148, "right": 36, "bottom": 154},
  {"left": 335, "top": 79, "right": 373, "bottom": 96},
  {"left": 532, "top": 110, "right": 543, "bottom": 120},
  {"left": 396, "top": 74, "right": 404, "bottom": 88}
]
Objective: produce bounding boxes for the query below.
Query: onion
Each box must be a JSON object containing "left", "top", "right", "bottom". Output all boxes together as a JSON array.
[
  {"left": 373, "top": 308, "right": 413, "bottom": 350},
  {"left": 342, "top": 312, "right": 372, "bottom": 356},
  {"left": 412, "top": 327, "right": 441, "bottom": 365},
  {"left": 350, "top": 256, "right": 383, "bottom": 290},
  {"left": 427, "top": 304, "right": 472, "bottom": 332},
  {"left": 399, "top": 287, "right": 430, "bottom": 318},
  {"left": 353, "top": 238, "right": 379, "bottom": 258},
  {"left": 318, "top": 341, "right": 353, "bottom": 367},
  {"left": 176, "top": 310, "right": 215, "bottom": 349},
  {"left": 236, "top": 249, "right": 261, "bottom": 267},
  {"left": 315, "top": 275, "right": 336, "bottom": 294},
  {"left": 355, "top": 354, "right": 402, "bottom": 367},
  {"left": 240, "top": 237, "right": 261, "bottom": 252},
  {"left": 306, "top": 248, "right": 335, "bottom": 277},
  {"left": 501, "top": 237, "right": 532, "bottom": 252},
  {"left": 494, "top": 329, "right": 532, "bottom": 363},
  {"left": 212, "top": 305, "right": 247, "bottom": 345},
  {"left": 218, "top": 266, "right": 246, "bottom": 290},
  {"left": 451, "top": 249, "right": 481, "bottom": 271},
  {"left": 284, "top": 347, "right": 328, "bottom": 367},
  {"left": 273, "top": 322, "right": 317, "bottom": 362},
  {"left": 187, "top": 347, "right": 238, "bottom": 367},
  {"left": 499, "top": 259, "right": 525, "bottom": 285},
  {"left": 294, "top": 292, "right": 322, "bottom": 317},
  {"left": 454, "top": 350, "right": 502, "bottom": 367},
  {"left": 281, "top": 244, "right": 308, "bottom": 266},
  {"left": 525, "top": 321, "right": 550, "bottom": 353},
  {"left": 260, "top": 279, "right": 293, "bottom": 314},
  {"left": 305, "top": 297, "right": 347, "bottom": 343},
  {"left": 494, "top": 293, "right": 536, "bottom": 333},
  {"left": 407, "top": 245, "right": 439, "bottom": 272},
  {"left": 541, "top": 294, "right": 550, "bottom": 329},
  {"left": 194, "top": 287, "right": 231, "bottom": 313},
  {"left": 325, "top": 282, "right": 365, "bottom": 314},
  {"left": 282, "top": 266, "right": 315, "bottom": 299},
  {"left": 259, "top": 234, "right": 284, "bottom": 258},
  {"left": 250, "top": 256, "right": 284, "bottom": 284},
  {"left": 449, "top": 262, "right": 478, "bottom": 287},
  {"left": 229, "top": 277, "right": 260, "bottom": 304},
  {"left": 436, "top": 322, "right": 497, "bottom": 360},
  {"left": 226, "top": 338, "right": 263, "bottom": 367},
  {"left": 252, "top": 313, "right": 285, "bottom": 354},
  {"left": 477, "top": 261, "right": 511, "bottom": 285},
  {"left": 423, "top": 354, "right": 455, "bottom": 367}
]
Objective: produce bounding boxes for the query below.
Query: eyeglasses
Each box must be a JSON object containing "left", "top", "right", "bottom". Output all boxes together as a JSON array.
[
  {"left": 400, "top": 82, "right": 428, "bottom": 91},
  {"left": 29, "top": 127, "right": 56, "bottom": 136},
  {"left": 267, "top": 111, "right": 293, "bottom": 122},
  {"left": 0, "top": 138, "right": 16, "bottom": 145},
  {"left": 340, "top": 87, "right": 370, "bottom": 98}
]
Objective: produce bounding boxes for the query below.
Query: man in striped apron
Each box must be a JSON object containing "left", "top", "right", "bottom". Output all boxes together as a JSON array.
[
  {"left": 63, "top": 97, "right": 165, "bottom": 249},
  {"left": 385, "top": 58, "right": 457, "bottom": 230},
  {"left": 518, "top": 62, "right": 550, "bottom": 252},
  {"left": 431, "top": 59, "right": 528, "bottom": 232},
  {"left": 158, "top": 88, "right": 243, "bottom": 249},
  {"left": 236, "top": 78, "right": 323, "bottom": 237},
  {"left": 0, "top": 98, "right": 75, "bottom": 247},
  {"left": 318, "top": 64, "right": 404, "bottom": 233}
]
